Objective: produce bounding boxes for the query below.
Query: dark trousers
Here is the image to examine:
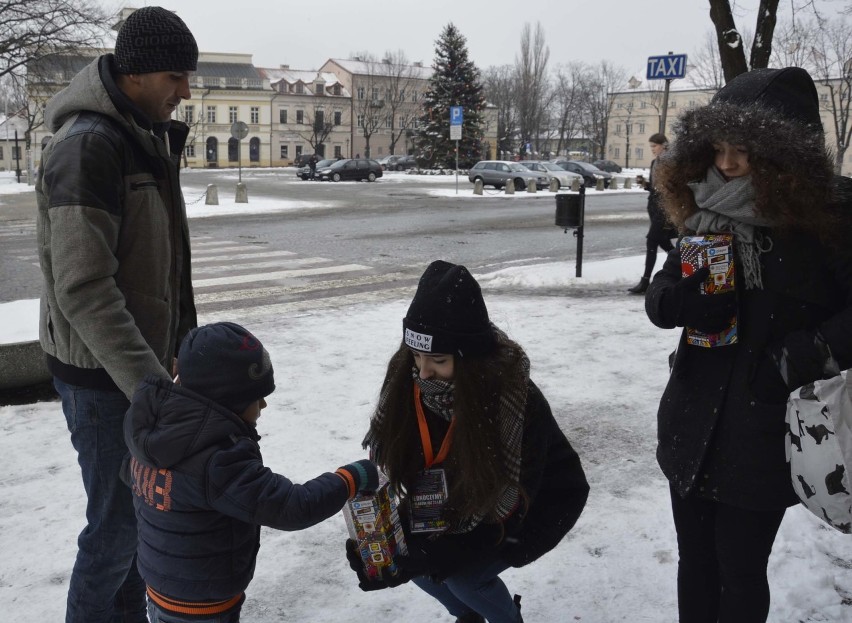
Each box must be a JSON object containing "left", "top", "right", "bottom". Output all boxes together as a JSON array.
[
  {"left": 642, "top": 230, "right": 675, "bottom": 280},
  {"left": 670, "top": 486, "right": 786, "bottom": 623}
]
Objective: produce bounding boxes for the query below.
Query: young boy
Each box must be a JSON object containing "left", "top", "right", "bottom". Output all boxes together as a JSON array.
[{"left": 123, "top": 321, "right": 378, "bottom": 622}]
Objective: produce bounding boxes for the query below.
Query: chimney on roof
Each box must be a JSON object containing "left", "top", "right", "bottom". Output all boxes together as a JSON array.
[
  {"left": 414, "top": 61, "right": 422, "bottom": 67},
  {"left": 352, "top": 56, "right": 361, "bottom": 61},
  {"left": 280, "top": 64, "right": 290, "bottom": 69}
]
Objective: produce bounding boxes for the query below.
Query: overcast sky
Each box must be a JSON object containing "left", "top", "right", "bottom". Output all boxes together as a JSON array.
[{"left": 112, "top": 1, "right": 843, "bottom": 82}]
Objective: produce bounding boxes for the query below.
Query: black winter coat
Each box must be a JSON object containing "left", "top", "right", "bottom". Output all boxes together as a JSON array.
[
  {"left": 645, "top": 159, "right": 677, "bottom": 243},
  {"left": 123, "top": 376, "right": 351, "bottom": 603},
  {"left": 404, "top": 380, "right": 589, "bottom": 576},
  {"left": 646, "top": 193, "right": 852, "bottom": 510}
]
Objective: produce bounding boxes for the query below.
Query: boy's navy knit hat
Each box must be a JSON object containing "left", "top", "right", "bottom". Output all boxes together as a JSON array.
[
  {"left": 114, "top": 6, "right": 198, "bottom": 74},
  {"left": 402, "top": 260, "right": 495, "bottom": 357},
  {"left": 178, "top": 322, "right": 275, "bottom": 414}
]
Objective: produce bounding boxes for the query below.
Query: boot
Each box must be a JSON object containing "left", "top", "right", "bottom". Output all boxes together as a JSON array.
[
  {"left": 627, "top": 277, "right": 649, "bottom": 294},
  {"left": 455, "top": 613, "right": 485, "bottom": 623},
  {"left": 514, "top": 594, "right": 524, "bottom": 623}
]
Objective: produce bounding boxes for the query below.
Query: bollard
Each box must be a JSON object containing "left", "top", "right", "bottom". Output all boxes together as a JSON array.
[
  {"left": 571, "top": 177, "right": 581, "bottom": 192},
  {"left": 623, "top": 176, "right": 632, "bottom": 189},
  {"left": 527, "top": 179, "right": 536, "bottom": 193},
  {"left": 548, "top": 178, "right": 559, "bottom": 193},
  {"left": 505, "top": 180, "right": 515, "bottom": 195},
  {"left": 474, "top": 179, "right": 484, "bottom": 195},
  {"left": 205, "top": 184, "right": 219, "bottom": 205},
  {"left": 595, "top": 177, "right": 605, "bottom": 191},
  {"left": 235, "top": 182, "right": 248, "bottom": 203},
  {"left": 610, "top": 177, "right": 619, "bottom": 190}
]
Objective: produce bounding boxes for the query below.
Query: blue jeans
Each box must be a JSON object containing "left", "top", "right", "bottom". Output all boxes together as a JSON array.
[
  {"left": 412, "top": 555, "right": 521, "bottom": 623},
  {"left": 147, "top": 600, "right": 242, "bottom": 623},
  {"left": 55, "top": 378, "right": 147, "bottom": 623}
]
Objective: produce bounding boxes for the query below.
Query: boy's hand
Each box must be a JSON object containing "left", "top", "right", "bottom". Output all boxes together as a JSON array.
[
  {"left": 345, "top": 539, "right": 411, "bottom": 591},
  {"left": 335, "top": 459, "right": 380, "bottom": 497}
]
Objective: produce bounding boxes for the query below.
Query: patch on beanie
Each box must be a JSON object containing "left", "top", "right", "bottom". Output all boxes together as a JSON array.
[{"left": 405, "top": 328, "right": 433, "bottom": 352}]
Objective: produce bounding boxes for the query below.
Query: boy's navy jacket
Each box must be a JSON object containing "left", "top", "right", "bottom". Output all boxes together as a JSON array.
[{"left": 123, "top": 375, "right": 350, "bottom": 603}]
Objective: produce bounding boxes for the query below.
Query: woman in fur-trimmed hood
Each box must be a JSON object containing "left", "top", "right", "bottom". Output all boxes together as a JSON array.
[{"left": 645, "top": 67, "right": 852, "bottom": 622}]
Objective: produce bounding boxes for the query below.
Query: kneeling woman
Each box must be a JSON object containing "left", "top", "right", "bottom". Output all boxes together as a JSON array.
[{"left": 347, "top": 260, "right": 589, "bottom": 623}]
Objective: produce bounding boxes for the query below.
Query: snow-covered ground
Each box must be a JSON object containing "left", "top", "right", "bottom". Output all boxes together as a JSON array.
[{"left": 2, "top": 254, "right": 852, "bottom": 621}]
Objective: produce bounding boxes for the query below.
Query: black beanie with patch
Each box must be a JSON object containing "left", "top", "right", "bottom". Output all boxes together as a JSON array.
[
  {"left": 114, "top": 6, "right": 198, "bottom": 74},
  {"left": 402, "top": 260, "right": 495, "bottom": 357},
  {"left": 178, "top": 322, "right": 275, "bottom": 414}
]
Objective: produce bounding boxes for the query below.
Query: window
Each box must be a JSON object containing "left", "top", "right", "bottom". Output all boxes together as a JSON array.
[
  {"left": 616, "top": 102, "right": 623, "bottom": 109},
  {"left": 296, "top": 110, "right": 304, "bottom": 124},
  {"left": 12, "top": 146, "right": 21, "bottom": 159},
  {"left": 635, "top": 147, "right": 644, "bottom": 159},
  {"left": 357, "top": 114, "right": 365, "bottom": 127},
  {"left": 280, "top": 145, "right": 289, "bottom": 158},
  {"left": 377, "top": 146, "right": 383, "bottom": 155},
  {"left": 669, "top": 100, "right": 677, "bottom": 108},
  {"left": 279, "top": 109, "right": 288, "bottom": 124},
  {"left": 185, "top": 143, "right": 195, "bottom": 157},
  {"left": 184, "top": 105, "right": 194, "bottom": 124},
  {"left": 399, "top": 116, "right": 407, "bottom": 128},
  {"left": 0, "top": 146, "right": 3, "bottom": 159},
  {"left": 315, "top": 110, "right": 324, "bottom": 126},
  {"left": 357, "top": 86, "right": 365, "bottom": 100},
  {"left": 334, "top": 145, "right": 342, "bottom": 158},
  {"left": 386, "top": 114, "right": 392, "bottom": 128},
  {"left": 411, "top": 91, "right": 417, "bottom": 103},
  {"left": 614, "top": 147, "right": 621, "bottom": 158},
  {"left": 334, "top": 111, "right": 342, "bottom": 125},
  {"left": 229, "top": 106, "right": 238, "bottom": 123},
  {"left": 250, "top": 107, "right": 259, "bottom": 124},
  {"left": 615, "top": 124, "right": 622, "bottom": 134},
  {"left": 228, "top": 137, "right": 238, "bottom": 161},
  {"left": 640, "top": 100, "right": 647, "bottom": 109},
  {"left": 332, "top": 84, "right": 341, "bottom": 95},
  {"left": 206, "top": 106, "right": 217, "bottom": 123},
  {"left": 372, "top": 87, "right": 380, "bottom": 101},
  {"left": 639, "top": 122, "right": 646, "bottom": 133},
  {"left": 295, "top": 145, "right": 303, "bottom": 158},
  {"left": 399, "top": 89, "right": 405, "bottom": 102},
  {"left": 295, "top": 82, "right": 304, "bottom": 94}
]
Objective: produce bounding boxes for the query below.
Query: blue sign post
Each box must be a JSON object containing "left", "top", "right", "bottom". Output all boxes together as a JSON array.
[
  {"left": 646, "top": 52, "right": 688, "bottom": 134},
  {"left": 450, "top": 106, "right": 463, "bottom": 193}
]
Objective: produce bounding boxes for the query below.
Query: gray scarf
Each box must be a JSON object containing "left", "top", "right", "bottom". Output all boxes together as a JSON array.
[{"left": 685, "top": 167, "right": 774, "bottom": 289}]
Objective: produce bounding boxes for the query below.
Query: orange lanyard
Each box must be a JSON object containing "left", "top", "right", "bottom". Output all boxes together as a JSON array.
[{"left": 414, "top": 384, "right": 456, "bottom": 469}]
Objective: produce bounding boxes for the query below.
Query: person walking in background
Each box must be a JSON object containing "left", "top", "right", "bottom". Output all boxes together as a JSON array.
[
  {"left": 628, "top": 133, "right": 677, "bottom": 294},
  {"left": 645, "top": 67, "right": 852, "bottom": 622},
  {"left": 124, "top": 322, "right": 379, "bottom": 622},
  {"left": 346, "top": 260, "right": 589, "bottom": 623},
  {"left": 35, "top": 7, "right": 199, "bottom": 621},
  {"left": 309, "top": 153, "right": 318, "bottom": 179}
]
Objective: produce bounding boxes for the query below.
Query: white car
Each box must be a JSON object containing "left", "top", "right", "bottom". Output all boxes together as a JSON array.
[{"left": 518, "top": 161, "right": 583, "bottom": 189}]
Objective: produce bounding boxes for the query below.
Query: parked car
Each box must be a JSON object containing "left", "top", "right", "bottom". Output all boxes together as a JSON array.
[
  {"left": 553, "top": 160, "right": 613, "bottom": 188},
  {"left": 518, "top": 161, "right": 584, "bottom": 189},
  {"left": 467, "top": 160, "right": 549, "bottom": 190},
  {"left": 376, "top": 154, "right": 418, "bottom": 171},
  {"left": 292, "top": 153, "right": 315, "bottom": 167},
  {"left": 593, "top": 159, "right": 623, "bottom": 173},
  {"left": 316, "top": 158, "right": 383, "bottom": 182},
  {"left": 297, "top": 158, "right": 334, "bottom": 180}
]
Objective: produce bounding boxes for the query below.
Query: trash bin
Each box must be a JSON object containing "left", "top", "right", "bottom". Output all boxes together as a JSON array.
[{"left": 555, "top": 193, "right": 584, "bottom": 228}]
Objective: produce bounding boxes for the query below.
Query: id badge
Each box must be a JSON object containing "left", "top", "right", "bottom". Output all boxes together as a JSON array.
[{"left": 408, "top": 468, "right": 449, "bottom": 533}]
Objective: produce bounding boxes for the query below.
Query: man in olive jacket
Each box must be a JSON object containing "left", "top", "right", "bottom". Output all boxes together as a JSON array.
[{"left": 35, "top": 7, "right": 198, "bottom": 622}]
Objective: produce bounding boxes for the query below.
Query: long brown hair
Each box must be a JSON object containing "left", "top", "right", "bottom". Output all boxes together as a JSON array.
[{"left": 365, "top": 330, "right": 527, "bottom": 524}]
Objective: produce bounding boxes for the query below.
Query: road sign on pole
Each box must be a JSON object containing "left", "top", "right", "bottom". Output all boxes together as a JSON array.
[
  {"left": 450, "top": 106, "right": 463, "bottom": 125},
  {"left": 646, "top": 54, "right": 687, "bottom": 80},
  {"left": 450, "top": 125, "right": 462, "bottom": 140}
]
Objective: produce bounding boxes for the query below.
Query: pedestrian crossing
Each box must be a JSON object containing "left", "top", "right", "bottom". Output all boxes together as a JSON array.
[
  {"left": 0, "top": 223, "right": 416, "bottom": 315},
  {"left": 188, "top": 235, "right": 414, "bottom": 321}
]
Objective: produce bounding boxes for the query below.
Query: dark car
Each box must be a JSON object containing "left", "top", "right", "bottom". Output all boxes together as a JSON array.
[
  {"left": 316, "top": 158, "right": 383, "bottom": 182},
  {"left": 293, "top": 153, "right": 315, "bottom": 167},
  {"left": 553, "top": 160, "right": 613, "bottom": 188},
  {"left": 297, "top": 158, "right": 334, "bottom": 180},
  {"left": 593, "top": 159, "right": 623, "bottom": 173}
]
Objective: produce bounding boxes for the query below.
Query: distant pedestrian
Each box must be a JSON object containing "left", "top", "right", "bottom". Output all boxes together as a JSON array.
[
  {"left": 627, "top": 133, "right": 677, "bottom": 294},
  {"left": 309, "top": 154, "right": 318, "bottom": 180},
  {"left": 35, "top": 6, "right": 199, "bottom": 621}
]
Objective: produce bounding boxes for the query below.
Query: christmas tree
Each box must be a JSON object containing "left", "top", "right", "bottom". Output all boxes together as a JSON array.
[{"left": 416, "top": 24, "right": 486, "bottom": 169}]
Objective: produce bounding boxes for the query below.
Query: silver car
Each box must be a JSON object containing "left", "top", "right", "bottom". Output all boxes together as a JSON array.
[
  {"left": 468, "top": 160, "right": 549, "bottom": 190},
  {"left": 518, "top": 161, "right": 583, "bottom": 189}
]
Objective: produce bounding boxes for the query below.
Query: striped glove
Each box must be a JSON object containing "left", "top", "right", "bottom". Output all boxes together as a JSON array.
[{"left": 335, "top": 459, "right": 379, "bottom": 498}]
